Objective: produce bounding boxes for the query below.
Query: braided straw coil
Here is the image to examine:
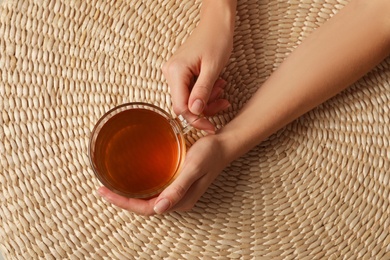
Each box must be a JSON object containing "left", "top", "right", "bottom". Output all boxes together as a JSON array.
[{"left": 1, "top": 0, "right": 390, "bottom": 259}]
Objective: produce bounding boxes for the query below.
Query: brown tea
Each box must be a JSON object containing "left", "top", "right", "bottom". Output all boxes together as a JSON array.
[{"left": 91, "top": 107, "right": 185, "bottom": 198}]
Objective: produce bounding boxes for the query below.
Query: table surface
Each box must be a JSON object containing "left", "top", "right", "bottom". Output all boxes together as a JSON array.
[
  {"left": 0, "top": 3, "right": 5, "bottom": 258},
  {"left": 0, "top": 0, "right": 389, "bottom": 259},
  {"left": 0, "top": 5, "right": 5, "bottom": 260},
  {"left": 0, "top": 13, "right": 4, "bottom": 260},
  {"left": 0, "top": 6, "right": 4, "bottom": 257}
]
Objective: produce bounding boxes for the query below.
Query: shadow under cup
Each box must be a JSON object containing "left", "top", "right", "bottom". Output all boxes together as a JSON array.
[{"left": 89, "top": 103, "right": 186, "bottom": 199}]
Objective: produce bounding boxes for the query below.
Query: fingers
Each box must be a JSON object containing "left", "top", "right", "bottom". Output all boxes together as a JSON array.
[
  {"left": 203, "top": 78, "right": 231, "bottom": 116},
  {"left": 153, "top": 136, "right": 224, "bottom": 214},
  {"left": 162, "top": 60, "right": 193, "bottom": 116},
  {"left": 170, "top": 170, "right": 215, "bottom": 212},
  {"left": 189, "top": 117, "right": 216, "bottom": 133},
  {"left": 203, "top": 99, "right": 231, "bottom": 116},
  {"left": 208, "top": 78, "right": 226, "bottom": 102},
  {"left": 97, "top": 186, "right": 157, "bottom": 216},
  {"left": 189, "top": 79, "right": 230, "bottom": 131},
  {"left": 153, "top": 161, "right": 204, "bottom": 214},
  {"left": 188, "top": 64, "right": 220, "bottom": 115},
  {"left": 163, "top": 60, "right": 230, "bottom": 132}
]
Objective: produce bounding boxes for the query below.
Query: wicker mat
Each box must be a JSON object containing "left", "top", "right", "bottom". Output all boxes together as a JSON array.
[{"left": 1, "top": 0, "right": 389, "bottom": 259}]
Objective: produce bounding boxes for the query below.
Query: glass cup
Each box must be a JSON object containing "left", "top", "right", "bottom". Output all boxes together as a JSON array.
[{"left": 89, "top": 102, "right": 195, "bottom": 199}]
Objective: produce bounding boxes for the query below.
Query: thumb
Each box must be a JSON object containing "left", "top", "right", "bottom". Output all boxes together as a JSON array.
[
  {"left": 153, "top": 182, "right": 188, "bottom": 214},
  {"left": 153, "top": 166, "right": 198, "bottom": 214},
  {"left": 189, "top": 67, "right": 218, "bottom": 115}
]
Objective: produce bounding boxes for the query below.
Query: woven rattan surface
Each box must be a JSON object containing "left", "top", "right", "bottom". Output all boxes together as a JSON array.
[{"left": 1, "top": 0, "right": 390, "bottom": 259}]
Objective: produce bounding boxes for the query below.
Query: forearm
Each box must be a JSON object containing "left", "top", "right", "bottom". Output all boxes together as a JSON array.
[
  {"left": 218, "top": 0, "right": 390, "bottom": 163},
  {"left": 200, "top": 0, "right": 237, "bottom": 36}
]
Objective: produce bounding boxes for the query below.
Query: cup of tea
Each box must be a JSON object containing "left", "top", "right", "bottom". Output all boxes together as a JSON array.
[{"left": 89, "top": 102, "right": 192, "bottom": 199}]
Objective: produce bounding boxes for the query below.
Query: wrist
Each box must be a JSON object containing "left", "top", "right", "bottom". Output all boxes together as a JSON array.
[
  {"left": 213, "top": 105, "right": 275, "bottom": 164},
  {"left": 213, "top": 125, "right": 252, "bottom": 165}
]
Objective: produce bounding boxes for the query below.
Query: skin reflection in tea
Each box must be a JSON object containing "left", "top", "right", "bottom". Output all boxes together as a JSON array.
[{"left": 89, "top": 103, "right": 187, "bottom": 199}]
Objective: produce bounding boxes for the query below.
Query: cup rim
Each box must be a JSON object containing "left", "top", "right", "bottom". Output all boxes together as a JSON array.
[{"left": 88, "top": 102, "right": 186, "bottom": 199}]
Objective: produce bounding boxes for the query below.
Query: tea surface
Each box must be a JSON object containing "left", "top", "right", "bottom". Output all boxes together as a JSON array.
[{"left": 94, "top": 109, "right": 182, "bottom": 196}]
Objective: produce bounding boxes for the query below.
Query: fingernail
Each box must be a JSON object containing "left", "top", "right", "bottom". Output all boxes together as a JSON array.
[
  {"left": 204, "top": 129, "right": 216, "bottom": 135},
  {"left": 217, "top": 79, "right": 227, "bottom": 88},
  {"left": 215, "top": 88, "right": 224, "bottom": 99},
  {"left": 191, "top": 99, "right": 204, "bottom": 115},
  {"left": 154, "top": 198, "right": 171, "bottom": 214},
  {"left": 223, "top": 102, "right": 231, "bottom": 110},
  {"left": 99, "top": 194, "right": 111, "bottom": 203},
  {"left": 200, "top": 127, "right": 216, "bottom": 135},
  {"left": 97, "top": 189, "right": 111, "bottom": 203},
  {"left": 97, "top": 188, "right": 104, "bottom": 197}
]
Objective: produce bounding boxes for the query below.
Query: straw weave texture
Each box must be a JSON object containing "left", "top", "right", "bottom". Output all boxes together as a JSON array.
[{"left": 1, "top": 0, "right": 390, "bottom": 259}]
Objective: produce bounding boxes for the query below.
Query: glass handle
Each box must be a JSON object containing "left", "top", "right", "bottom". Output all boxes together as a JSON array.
[{"left": 175, "top": 110, "right": 204, "bottom": 134}]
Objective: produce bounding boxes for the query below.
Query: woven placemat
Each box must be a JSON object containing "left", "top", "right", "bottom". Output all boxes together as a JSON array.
[{"left": 1, "top": 0, "right": 389, "bottom": 259}]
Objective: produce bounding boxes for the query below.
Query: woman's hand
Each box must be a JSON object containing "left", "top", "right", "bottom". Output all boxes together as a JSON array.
[
  {"left": 162, "top": 0, "right": 236, "bottom": 132},
  {"left": 97, "top": 134, "right": 229, "bottom": 216}
]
